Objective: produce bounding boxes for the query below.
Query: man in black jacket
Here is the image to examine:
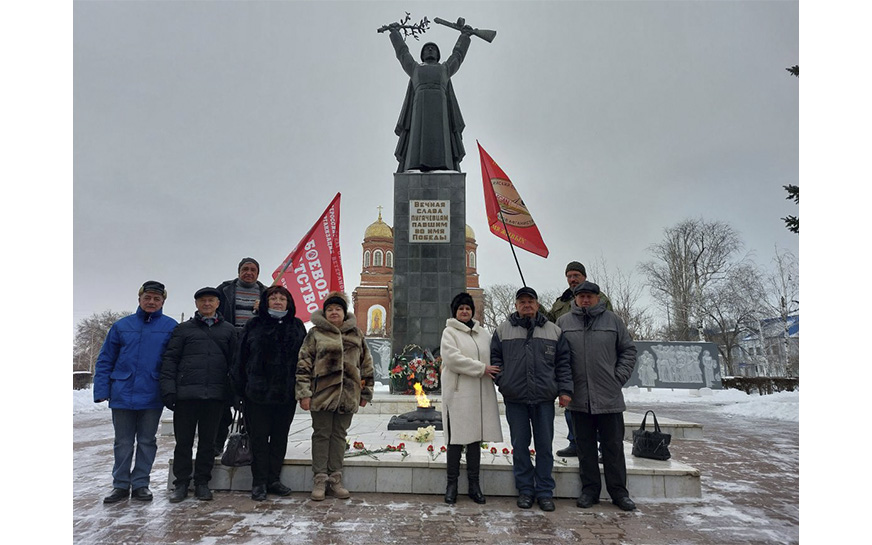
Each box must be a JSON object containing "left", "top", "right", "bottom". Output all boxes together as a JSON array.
[{"left": 160, "top": 287, "right": 237, "bottom": 503}]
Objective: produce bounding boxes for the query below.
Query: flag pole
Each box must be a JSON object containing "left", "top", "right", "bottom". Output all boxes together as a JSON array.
[{"left": 498, "top": 211, "right": 527, "bottom": 287}]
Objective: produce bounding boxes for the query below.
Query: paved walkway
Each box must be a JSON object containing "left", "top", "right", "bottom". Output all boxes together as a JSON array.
[{"left": 73, "top": 399, "right": 798, "bottom": 544}]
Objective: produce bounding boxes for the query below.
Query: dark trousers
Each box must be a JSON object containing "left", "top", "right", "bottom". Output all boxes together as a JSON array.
[
  {"left": 244, "top": 400, "right": 296, "bottom": 487},
  {"left": 214, "top": 406, "right": 234, "bottom": 454},
  {"left": 172, "top": 399, "right": 224, "bottom": 487},
  {"left": 572, "top": 410, "right": 629, "bottom": 500},
  {"left": 505, "top": 401, "right": 556, "bottom": 499}
]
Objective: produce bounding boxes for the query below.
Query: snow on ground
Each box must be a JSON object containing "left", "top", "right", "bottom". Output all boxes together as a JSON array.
[{"left": 74, "top": 385, "right": 799, "bottom": 421}]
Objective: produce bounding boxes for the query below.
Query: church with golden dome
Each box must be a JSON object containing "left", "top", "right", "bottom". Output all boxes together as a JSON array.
[{"left": 351, "top": 207, "right": 484, "bottom": 339}]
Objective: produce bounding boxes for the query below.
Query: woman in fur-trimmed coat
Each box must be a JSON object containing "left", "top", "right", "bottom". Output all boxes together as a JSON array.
[
  {"left": 233, "top": 285, "right": 306, "bottom": 501},
  {"left": 439, "top": 292, "right": 503, "bottom": 505},
  {"left": 296, "top": 292, "right": 374, "bottom": 501}
]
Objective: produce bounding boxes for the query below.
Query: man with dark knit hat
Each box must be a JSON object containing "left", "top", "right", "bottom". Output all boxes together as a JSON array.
[
  {"left": 217, "top": 258, "right": 267, "bottom": 329},
  {"left": 490, "top": 287, "right": 573, "bottom": 512},
  {"left": 94, "top": 281, "right": 178, "bottom": 504},
  {"left": 546, "top": 261, "right": 612, "bottom": 458},
  {"left": 214, "top": 257, "right": 267, "bottom": 455},
  {"left": 160, "top": 287, "right": 237, "bottom": 503},
  {"left": 557, "top": 281, "right": 638, "bottom": 512}
]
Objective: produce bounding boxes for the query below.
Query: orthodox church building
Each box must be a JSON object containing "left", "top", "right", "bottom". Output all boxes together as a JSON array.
[{"left": 351, "top": 208, "right": 484, "bottom": 338}]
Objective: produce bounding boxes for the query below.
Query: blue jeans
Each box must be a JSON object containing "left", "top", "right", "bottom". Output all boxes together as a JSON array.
[
  {"left": 504, "top": 401, "right": 556, "bottom": 499},
  {"left": 111, "top": 408, "right": 163, "bottom": 490}
]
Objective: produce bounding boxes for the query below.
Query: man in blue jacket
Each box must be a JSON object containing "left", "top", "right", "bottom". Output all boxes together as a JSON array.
[
  {"left": 93, "top": 281, "right": 178, "bottom": 504},
  {"left": 491, "top": 287, "right": 573, "bottom": 512}
]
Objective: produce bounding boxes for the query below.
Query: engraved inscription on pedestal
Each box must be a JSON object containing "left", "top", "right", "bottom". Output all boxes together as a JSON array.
[{"left": 410, "top": 200, "right": 450, "bottom": 243}]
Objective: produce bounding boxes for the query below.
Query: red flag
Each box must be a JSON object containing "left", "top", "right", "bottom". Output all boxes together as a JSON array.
[
  {"left": 477, "top": 142, "right": 549, "bottom": 258},
  {"left": 272, "top": 192, "right": 345, "bottom": 322}
]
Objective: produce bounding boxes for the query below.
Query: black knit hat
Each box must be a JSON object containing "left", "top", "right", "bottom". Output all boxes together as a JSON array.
[
  {"left": 322, "top": 292, "right": 348, "bottom": 315},
  {"left": 238, "top": 257, "right": 260, "bottom": 272},
  {"left": 565, "top": 261, "right": 587, "bottom": 276},
  {"left": 573, "top": 281, "right": 600, "bottom": 296},
  {"left": 139, "top": 280, "right": 167, "bottom": 298},
  {"left": 450, "top": 292, "right": 475, "bottom": 318}
]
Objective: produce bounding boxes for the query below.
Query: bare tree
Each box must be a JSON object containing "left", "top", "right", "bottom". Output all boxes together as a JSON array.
[
  {"left": 640, "top": 218, "right": 743, "bottom": 341},
  {"left": 701, "top": 263, "right": 768, "bottom": 376},
  {"left": 764, "top": 246, "right": 799, "bottom": 377},
  {"left": 481, "top": 284, "right": 559, "bottom": 331},
  {"left": 73, "top": 310, "right": 131, "bottom": 373},
  {"left": 587, "top": 254, "right": 656, "bottom": 340},
  {"left": 481, "top": 284, "right": 519, "bottom": 331}
]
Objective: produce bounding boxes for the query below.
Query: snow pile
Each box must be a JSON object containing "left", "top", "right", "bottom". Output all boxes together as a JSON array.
[
  {"left": 73, "top": 386, "right": 108, "bottom": 414},
  {"left": 626, "top": 387, "right": 799, "bottom": 422}
]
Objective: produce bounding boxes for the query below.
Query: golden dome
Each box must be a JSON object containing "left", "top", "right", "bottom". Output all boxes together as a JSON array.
[
  {"left": 364, "top": 208, "right": 393, "bottom": 239},
  {"left": 466, "top": 224, "right": 475, "bottom": 241}
]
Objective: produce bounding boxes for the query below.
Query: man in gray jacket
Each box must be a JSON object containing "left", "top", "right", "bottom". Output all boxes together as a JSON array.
[
  {"left": 557, "top": 281, "right": 637, "bottom": 511},
  {"left": 491, "top": 287, "right": 573, "bottom": 512}
]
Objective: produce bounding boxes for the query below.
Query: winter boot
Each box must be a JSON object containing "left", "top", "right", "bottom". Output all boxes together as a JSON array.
[
  {"left": 169, "top": 480, "right": 189, "bottom": 503},
  {"left": 444, "top": 444, "right": 462, "bottom": 504},
  {"left": 465, "top": 442, "right": 486, "bottom": 504},
  {"left": 327, "top": 471, "right": 351, "bottom": 499},
  {"left": 311, "top": 473, "right": 328, "bottom": 501}
]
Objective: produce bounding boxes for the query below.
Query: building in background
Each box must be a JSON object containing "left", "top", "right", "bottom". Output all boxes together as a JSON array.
[{"left": 352, "top": 209, "right": 484, "bottom": 340}]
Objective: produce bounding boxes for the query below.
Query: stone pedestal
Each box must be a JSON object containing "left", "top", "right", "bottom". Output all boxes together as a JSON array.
[{"left": 392, "top": 171, "right": 467, "bottom": 353}]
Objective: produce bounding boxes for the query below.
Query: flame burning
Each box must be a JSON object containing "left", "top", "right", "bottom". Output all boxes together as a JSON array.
[{"left": 413, "top": 383, "right": 431, "bottom": 408}]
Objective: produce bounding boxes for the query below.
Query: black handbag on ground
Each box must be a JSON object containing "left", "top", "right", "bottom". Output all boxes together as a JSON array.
[
  {"left": 632, "top": 410, "right": 672, "bottom": 461},
  {"left": 220, "top": 408, "right": 252, "bottom": 467}
]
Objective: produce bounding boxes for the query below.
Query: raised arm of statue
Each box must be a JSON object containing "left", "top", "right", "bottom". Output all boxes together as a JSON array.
[
  {"left": 388, "top": 28, "right": 417, "bottom": 77},
  {"left": 444, "top": 32, "right": 471, "bottom": 78}
]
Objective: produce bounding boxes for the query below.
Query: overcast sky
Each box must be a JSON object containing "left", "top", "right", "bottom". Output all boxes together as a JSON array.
[{"left": 72, "top": 0, "right": 800, "bottom": 326}]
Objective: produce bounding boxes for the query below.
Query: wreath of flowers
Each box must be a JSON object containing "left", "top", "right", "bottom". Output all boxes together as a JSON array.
[{"left": 389, "top": 344, "right": 443, "bottom": 394}]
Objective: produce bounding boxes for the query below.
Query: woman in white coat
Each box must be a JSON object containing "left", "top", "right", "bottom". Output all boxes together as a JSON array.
[{"left": 439, "top": 292, "right": 503, "bottom": 504}]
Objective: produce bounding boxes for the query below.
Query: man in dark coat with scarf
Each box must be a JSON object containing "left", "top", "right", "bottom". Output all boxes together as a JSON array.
[
  {"left": 557, "top": 281, "right": 637, "bottom": 512},
  {"left": 160, "top": 287, "right": 236, "bottom": 503},
  {"left": 385, "top": 23, "right": 474, "bottom": 172}
]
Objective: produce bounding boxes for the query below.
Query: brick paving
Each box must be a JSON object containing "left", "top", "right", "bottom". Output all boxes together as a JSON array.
[{"left": 73, "top": 399, "right": 798, "bottom": 544}]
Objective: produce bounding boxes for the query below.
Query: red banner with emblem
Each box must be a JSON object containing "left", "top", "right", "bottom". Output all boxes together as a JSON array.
[
  {"left": 478, "top": 142, "right": 549, "bottom": 258},
  {"left": 272, "top": 192, "right": 344, "bottom": 322}
]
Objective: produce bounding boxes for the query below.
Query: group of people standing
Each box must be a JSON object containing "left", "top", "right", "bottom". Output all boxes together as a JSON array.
[
  {"left": 439, "top": 261, "right": 638, "bottom": 512},
  {"left": 93, "top": 257, "right": 373, "bottom": 505},
  {"left": 93, "top": 257, "right": 637, "bottom": 512}
]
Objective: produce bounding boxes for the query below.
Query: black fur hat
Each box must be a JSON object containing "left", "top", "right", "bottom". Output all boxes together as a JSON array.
[{"left": 450, "top": 292, "right": 475, "bottom": 318}]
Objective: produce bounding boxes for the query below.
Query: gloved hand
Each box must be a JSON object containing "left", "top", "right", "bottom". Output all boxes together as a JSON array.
[{"left": 162, "top": 393, "right": 176, "bottom": 411}]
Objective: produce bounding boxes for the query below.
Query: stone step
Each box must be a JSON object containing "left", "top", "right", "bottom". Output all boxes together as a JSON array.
[{"left": 167, "top": 409, "right": 701, "bottom": 500}]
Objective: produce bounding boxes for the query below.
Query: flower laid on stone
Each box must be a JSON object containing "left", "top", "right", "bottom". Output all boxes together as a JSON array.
[
  {"left": 399, "top": 425, "right": 435, "bottom": 443},
  {"left": 345, "top": 441, "right": 409, "bottom": 460},
  {"left": 426, "top": 444, "right": 447, "bottom": 461}
]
